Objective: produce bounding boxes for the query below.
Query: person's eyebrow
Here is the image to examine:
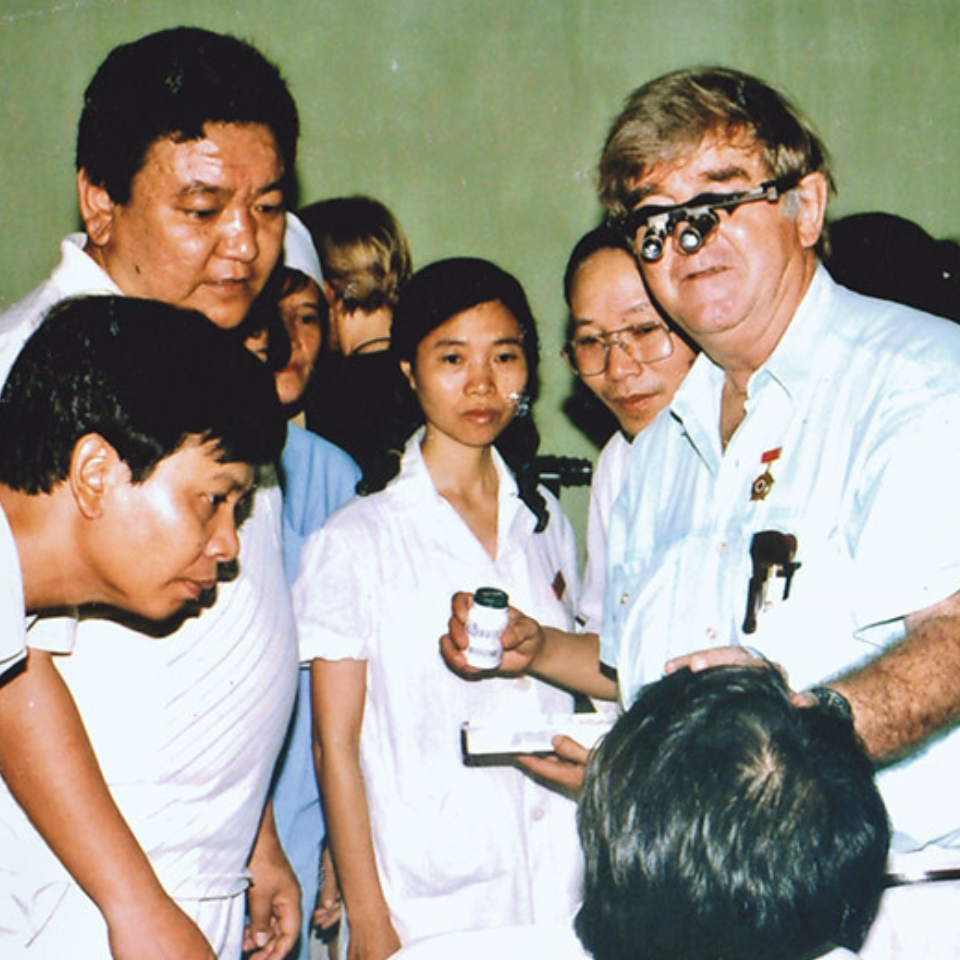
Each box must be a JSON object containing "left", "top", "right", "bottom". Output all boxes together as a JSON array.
[
  {"left": 630, "top": 164, "right": 754, "bottom": 205},
  {"left": 702, "top": 164, "right": 753, "bottom": 185},
  {"left": 176, "top": 176, "right": 286, "bottom": 199},
  {"left": 572, "top": 302, "right": 653, "bottom": 330},
  {"left": 255, "top": 177, "right": 286, "bottom": 196},
  {"left": 429, "top": 335, "right": 523, "bottom": 348},
  {"left": 211, "top": 469, "right": 254, "bottom": 493},
  {"left": 177, "top": 182, "right": 231, "bottom": 200}
]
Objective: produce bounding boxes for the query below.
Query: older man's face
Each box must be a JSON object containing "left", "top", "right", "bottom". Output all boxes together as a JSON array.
[
  {"left": 627, "top": 134, "right": 817, "bottom": 355},
  {"left": 83, "top": 122, "right": 286, "bottom": 329}
]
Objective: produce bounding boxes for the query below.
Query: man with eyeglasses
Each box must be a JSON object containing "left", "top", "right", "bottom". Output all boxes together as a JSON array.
[{"left": 444, "top": 66, "right": 960, "bottom": 959}]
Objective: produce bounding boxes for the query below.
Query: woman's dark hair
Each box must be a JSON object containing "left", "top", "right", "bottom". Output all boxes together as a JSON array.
[
  {"left": 361, "top": 257, "right": 549, "bottom": 532},
  {"left": 237, "top": 264, "right": 292, "bottom": 374}
]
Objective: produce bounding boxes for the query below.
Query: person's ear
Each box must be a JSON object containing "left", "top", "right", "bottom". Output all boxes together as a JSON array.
[
  {"left": 77, "top": 169, "right": 116, "bottom": 249},
  {"left": 69, "top": 434, "right": 122, "bottom": 519},
  {"left": 793, "top": 171, "right": 829, "bottom": 250},
  {"left": 399, "top": 359, "right": 416, "bottom": 392}
]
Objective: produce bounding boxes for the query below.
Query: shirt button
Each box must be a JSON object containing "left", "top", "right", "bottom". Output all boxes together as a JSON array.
[
  {"left": 532, "top": 807, "right": 545, "bottom": 822},
  {"left": 619, "top": 592, "right": 629, "bottom": 605},
  {"left": 705, "top": 627, "right": 718, "bottom": 641},
  {"left": 718, "top": 541, "right": 727, "bottom": 553}
]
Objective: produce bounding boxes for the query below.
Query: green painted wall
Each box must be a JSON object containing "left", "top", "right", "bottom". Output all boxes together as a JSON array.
[{"left": 2, "top": 0, "right": 959, "bottom": 537}]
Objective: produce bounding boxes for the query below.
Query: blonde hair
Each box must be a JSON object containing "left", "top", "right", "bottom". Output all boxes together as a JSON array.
[
  {"left": 298, "top": 196, "right": 413, "bottom": 313},
  {"left": 599, "top": 67, "right": 834, "bottom": 218}
]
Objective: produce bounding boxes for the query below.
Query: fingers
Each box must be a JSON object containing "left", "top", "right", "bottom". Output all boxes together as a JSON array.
[
  {"left": 515, "top": 734, "right": 588, "bottom": 796},
  {"left": 664, "top": 645, "right": 767, "bottom": 675},
  {"left": 551, "top": 733, "right": 590, "bottom": 765}
]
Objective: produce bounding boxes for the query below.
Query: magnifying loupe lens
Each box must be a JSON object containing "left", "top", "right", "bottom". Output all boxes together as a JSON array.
[
  {"left": 640, "top": 229, "right": 665, "bottom": 262},
  {"left": 678, "top": 225, "right": 704, "bottom": 253}
]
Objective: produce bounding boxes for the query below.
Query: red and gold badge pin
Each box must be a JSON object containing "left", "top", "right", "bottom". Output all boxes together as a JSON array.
[{"left": 750, "top": 447, "right": 781, "bottom": 502}]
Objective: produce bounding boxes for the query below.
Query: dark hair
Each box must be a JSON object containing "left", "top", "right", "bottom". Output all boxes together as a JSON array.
[
  {"left": 363, "top": 257, "right": 548, "bottom": 531},
  {"left": 238, "top": 265, "right": 295, "bottom": 374},
  {"left": 0, "top": 295, "right": 286, "bottom": 493},
  {"left": 77, "top": 27, "right": 299, "bottom": 204},
  {"left": 298, "top": 196, "right": 413, "bottom": 313},
  {"left": 599, "top": 66, "right": 834, "bottom": 218},
  {"left": 826, "top": 212, "right": 960, "bottom": 324},
  {"left": 577, "top": 666, "right": 889, "bottom": 960}
]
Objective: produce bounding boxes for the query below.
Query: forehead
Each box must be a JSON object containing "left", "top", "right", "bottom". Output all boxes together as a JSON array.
[
  {"left": 573, "top": 246, "right": 638, "bottom": 288},
  {"left": 424, "top": 300, "right": 523, "bottom": 344},
  {"left": 572, "top": 248, "right": 647, "bottom": 301},
  {"left": 570, "top": 250, "right": 655, "bottom": 328},
  {"left": 631, "top": 131, "right": 769, "bottom": 202},
  {"left": 131, "top": 122, "right": 284, "bottom": 196},
  {"left": 153, "top": 437, "right": 254, "bottom": 487},
  {"left": 280, "top": 276, "right": 323, "bottom": 307}
]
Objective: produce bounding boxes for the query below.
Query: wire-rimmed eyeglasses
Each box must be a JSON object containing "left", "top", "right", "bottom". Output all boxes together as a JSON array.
[
  {"left": 613, "top": 172, "right": 803, "bottom": 263},
  {"left": 563, "top": 322, "right": 674, "bottom": 377}
]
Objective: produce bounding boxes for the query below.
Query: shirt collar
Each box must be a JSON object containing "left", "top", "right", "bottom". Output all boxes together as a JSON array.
[
  {"left": 56, "top": 233, "right": 124, "bottom": 296},
  {"left": 672, "top": 264, "right": 836, "bottom": 421},
  {"left": 754, "top": 264, "right": 835, "bottom": 404},
  {"left": 393, "top": 428, "right": 530, "bottom": 548}
]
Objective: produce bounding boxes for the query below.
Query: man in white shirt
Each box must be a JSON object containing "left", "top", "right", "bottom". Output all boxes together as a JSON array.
[
  {"left": 444, "top": 66, "right": 960, "bottom": 959},
  {"left": 0, "top": 296, "right": 284, "bottom": 682},
  {"left": 0, "top": 27, "right": 301, "bottom": 960}
]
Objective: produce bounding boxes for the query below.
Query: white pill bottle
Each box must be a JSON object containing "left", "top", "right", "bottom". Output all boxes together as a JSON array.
[{"left": 464, "top": 587, "right": 509, "bottom": 670}]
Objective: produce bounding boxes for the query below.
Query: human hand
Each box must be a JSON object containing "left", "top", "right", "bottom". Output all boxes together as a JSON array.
[
  {"left": 313, "top": 844, "right": 342, "bottom": 933},
  {"left": 664, "top": 645, "right": 797, "bottom": 702},
  {"left": 347, "top": 911, "right": 402, "bottom": 960},
  {"left": 105, "top": 892, "right": 215, "bottom": 960},
  {"left": 516, "top": 734, "right": 589, "bottom": 798},
  {"left": 243, "top": 835, "right": 301, "bottom": 959},
  {"left": 664, "top": 645, "right": 784, "bottom": 677},
  {"left": 440, "top": 592, "right": 544, "bottom": 679}
]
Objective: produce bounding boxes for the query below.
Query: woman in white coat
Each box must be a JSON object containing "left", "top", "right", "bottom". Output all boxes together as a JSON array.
[{"left": 294, "top": 258, "right": 583, "bottom": 960}]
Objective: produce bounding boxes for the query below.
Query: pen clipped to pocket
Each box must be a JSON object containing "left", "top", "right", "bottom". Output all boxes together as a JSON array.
[{"left": 742, "top": 530, "right": 801, "bottom": 634}]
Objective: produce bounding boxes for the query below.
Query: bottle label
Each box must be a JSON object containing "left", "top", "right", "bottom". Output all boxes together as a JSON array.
[{"left": 464, "top": 599, "right": 507, "bottom": 669}]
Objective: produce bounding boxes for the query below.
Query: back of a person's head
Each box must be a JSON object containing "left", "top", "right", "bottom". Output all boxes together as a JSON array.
[
  {"left": 576, "top": 666, "right": 889, "bottom": 960},
  {"left": 298, "top": 196, "right": 412, "bottom": 313},
  {"left": 77, "top": 26, "right": 299, "bottom": 203},
  {"left": 0, "top": 295, "right": 285, "bottom": 493},
  {"left": 826, "top": 212, "right": 960, "bottom": 324},
  {"left": 598, "top": 66, "right": 834, "bottom": 218}
]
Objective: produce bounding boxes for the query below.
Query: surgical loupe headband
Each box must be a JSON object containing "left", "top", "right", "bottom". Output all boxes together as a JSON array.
[{"left": 617, "top": 172, "right": 804, "bottom": 263}]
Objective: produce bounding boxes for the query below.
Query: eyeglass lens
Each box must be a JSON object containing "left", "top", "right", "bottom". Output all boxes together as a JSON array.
[{"left": 570, "top": 324, "right": 673, "bottom": 376}]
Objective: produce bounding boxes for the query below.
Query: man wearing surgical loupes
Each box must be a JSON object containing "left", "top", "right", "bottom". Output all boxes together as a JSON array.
[{"left": 444, "top": 66, "right": 960, "bottom": 960}]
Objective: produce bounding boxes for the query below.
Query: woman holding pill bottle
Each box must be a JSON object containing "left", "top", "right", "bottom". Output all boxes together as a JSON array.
[{"left": 293, "top": 257, "right": 583, "bottom": 959}]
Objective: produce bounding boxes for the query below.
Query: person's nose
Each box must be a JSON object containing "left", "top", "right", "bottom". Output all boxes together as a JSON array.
[
  {"left": 605, "top": 337, "right": 644, "bottom": 380},
  {"left": 465, "top": 360, "right": 495, "bottom": 395},
  {"left": 283, "top": 317, "right": 304, "bottom": 355},
  {"left": 207, "top": 507, "right": 241, "bottom": 564},
  {"left": 218, "top": 206, "right": 258, "bottom": 264}
]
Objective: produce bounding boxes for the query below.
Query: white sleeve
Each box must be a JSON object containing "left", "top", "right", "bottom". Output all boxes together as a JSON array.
[{"left": 292, "top": 511, "right": 374, "bottom": 663}]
